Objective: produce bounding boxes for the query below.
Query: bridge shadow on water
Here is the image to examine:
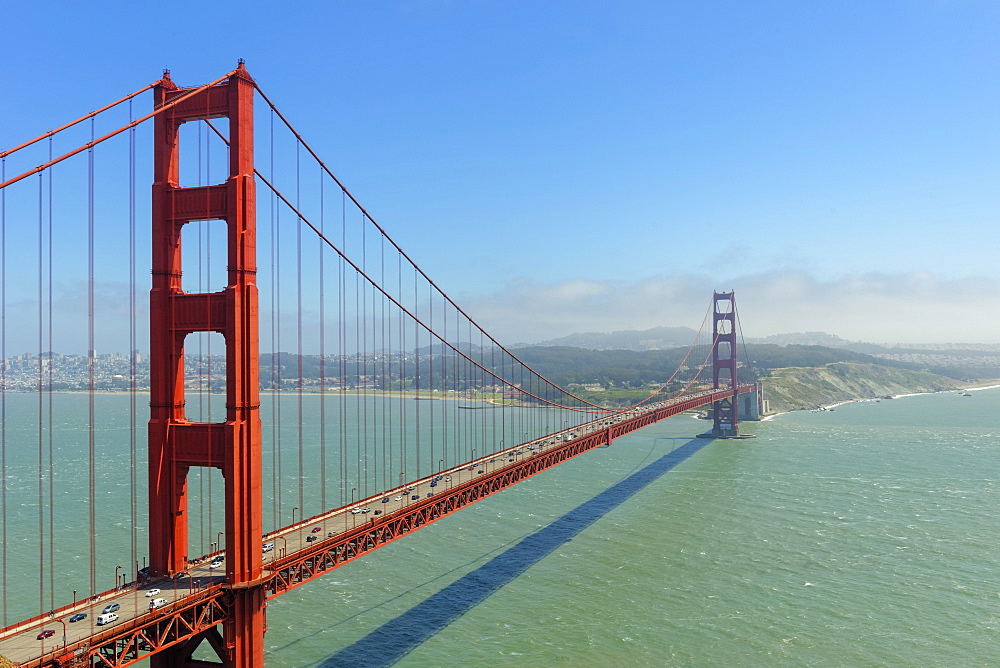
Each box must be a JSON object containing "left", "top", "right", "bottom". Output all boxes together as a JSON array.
[{"left": 318, "top": 437, "right": 711, "bottom": 668}]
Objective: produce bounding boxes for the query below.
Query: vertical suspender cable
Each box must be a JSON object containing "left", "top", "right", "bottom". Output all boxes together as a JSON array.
[
  {"left": 396, "top": 253, "right": 402, "bottom": 489},
  {"left": 88, "top": 117, "right": 97, "bottom": 598},
  {"left": 197, "top": 121, "right": 206, "bottom": 553},
  {"left": 413, "top": 267, "right": 419, "bottom": 478},
  {"left": 428, "top": 283, "right": 433, "bottom": 476},
  {"left": 296, "top": 142, "right": 304, "bottom": 517},
  {"left": 339, "top": 191, "right": 346, "bottom": 507},
  {"left": 389, "top": 252, "right": 409, "bottom": 490},
  {"left": 380, "top": 236, "right": 387, "bottom": 490},
  {"left": 319, "top": 166, "right": 327, "bottom": 511},
  {"left": 46, "top": 138, "right": 55, "bottom": 610},
  {"left": 205, "top": 121, "right": 214, "bottom": 546},
  {"left": 128, "top": 101, "right": 138, "bottom": 573},
  {"left": 374, "top": 236, "right": 381, "bottom": 488},
  {"left": 357, "top": 218, "right": 362, "bottom": 496},
  {"left": 0, "top": 156, "right": 7, "bottom": 625},
  {"left": 275, "top": 128, "right": 283, "bottom": 525},
  {"left": 361, "top": 213, "right": 368, "bottom": 498},
  {"left": 37, "top": 172, "right": 45, "bottom": 614},
  {"left": 269, "top": 109, "right": 279, "bottom": 528}
]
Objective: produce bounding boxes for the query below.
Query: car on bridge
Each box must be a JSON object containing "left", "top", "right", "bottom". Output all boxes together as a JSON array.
[
  {"left": 311, "top": 526, "right": 322, "bottom": 532},
  {"left": 102, "top": 603, "right": 120, "bottom": 614},
  {"left": 262, "top": 542, "right": 274, "bottom": 552},
  {"left": 36, "top": 629, "right": 55, "bottom": 640},
  {"left": 145, "top": 588, "right": 161, "bottom": 597},
  {"left": 96, "top": 613, "right": 118, "bottom": 626},
  {"left": 68, "top": 613, "right": 87, "bottom": 623}
]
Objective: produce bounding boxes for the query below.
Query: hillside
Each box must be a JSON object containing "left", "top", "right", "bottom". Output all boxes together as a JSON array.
[
  {"left": 761, "top": 362, "right": 964, "bottom": 413},
  {"left": 527, "top": 326, "right": 698, "bottom": 351}
]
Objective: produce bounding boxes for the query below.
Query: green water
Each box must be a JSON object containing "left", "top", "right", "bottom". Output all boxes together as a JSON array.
[
  {"left": 2, "top": 388, "right": 998, "bottom": 666},
  {"left": 262, "top": 388, "right": 999, "bottom": 667}
]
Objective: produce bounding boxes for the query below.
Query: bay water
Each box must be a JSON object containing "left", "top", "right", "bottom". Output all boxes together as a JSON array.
[
  {"left": 263, "top": 387, "right": 999, "bottom": 667},
  {"left": 2, "top": 388, "right": 997, "bottom": 665}
]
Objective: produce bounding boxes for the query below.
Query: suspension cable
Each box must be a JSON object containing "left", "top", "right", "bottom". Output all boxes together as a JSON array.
[
  {"left": 248, "top": 85, "right": 620, "bottom": 412},
  {"left": 0, "top": 83, "right": 156, "bottom": 160},
  {"left": 247, "top": 99, "right": 730, "bottom": 418},
  {"left": 201, "top": 118, "right": 606, "bottom": 414},
  {"left": 0, "top": 72, "right": 235, "bottom": 191}
]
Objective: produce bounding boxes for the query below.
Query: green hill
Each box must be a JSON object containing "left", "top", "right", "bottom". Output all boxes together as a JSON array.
[{"left": 761, "top": 362, "right": 963, "bottom": 413}]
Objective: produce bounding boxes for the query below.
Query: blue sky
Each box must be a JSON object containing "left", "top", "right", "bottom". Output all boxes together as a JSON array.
[{"left": 2, "top": 1, "right": 999, "bottom": 346}]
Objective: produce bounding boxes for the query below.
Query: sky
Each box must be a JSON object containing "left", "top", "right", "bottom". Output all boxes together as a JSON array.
[{"left": 2, "top": 0, "right": 999, "bottom": 349}]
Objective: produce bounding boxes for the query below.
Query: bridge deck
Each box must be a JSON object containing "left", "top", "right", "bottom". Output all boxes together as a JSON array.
[{"left": 0, "top": 386, "right": 753, "bottom": 668}]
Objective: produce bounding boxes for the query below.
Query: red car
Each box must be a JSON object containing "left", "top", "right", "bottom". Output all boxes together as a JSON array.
[
  {"left": 311, "top": 526, "right": 321, "bottom": 533},
  {"left": 37, "top": 629, "right": 55, "bottom": 640}
]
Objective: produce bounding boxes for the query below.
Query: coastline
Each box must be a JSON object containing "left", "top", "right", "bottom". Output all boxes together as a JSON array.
[{"left": 760, "top": 381, "right": 1000, "bottom": 421}]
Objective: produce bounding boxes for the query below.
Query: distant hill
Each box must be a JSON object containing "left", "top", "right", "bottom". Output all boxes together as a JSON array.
[
  {"left": 526, "top": 326, "right": 698, "bottom": 351},
  {"left": 747, "top": 331, "right": 855, "bottom": 347},
  {"left": 521, "top": 327, "right": 1000, "bottom": 381}
]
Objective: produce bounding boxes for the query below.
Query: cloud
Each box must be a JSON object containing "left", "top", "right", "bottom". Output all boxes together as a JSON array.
[
  {"left": 5, "top": 270, "right": 994, "bottom": 357},
  {"left": 464, "top": 270, "right": 1000, "bottom": 345}
]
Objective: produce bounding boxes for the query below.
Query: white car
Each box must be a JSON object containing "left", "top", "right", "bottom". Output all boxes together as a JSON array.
[
  {"left": 262, "top": 542, "right": 274, "bottom": 553},
  {"left": 350, "top": 508, "right": 361, "bottom": 515},
  {"left": 394, "top": 495, "right": 402, "bottom": 501},
  {"left": 208, "top": 561, "right": 223, "bottom": 569},
  {"left": 144, "top": 588, "right": 161, "bottom": 597}
]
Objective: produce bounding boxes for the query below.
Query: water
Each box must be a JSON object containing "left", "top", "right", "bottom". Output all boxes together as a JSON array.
[
  {"left": 3, "top": 389, "right": 998, "bottom": 665},
  {"left": 262, "top": 388, "right": 1000, "bottom": 667}
]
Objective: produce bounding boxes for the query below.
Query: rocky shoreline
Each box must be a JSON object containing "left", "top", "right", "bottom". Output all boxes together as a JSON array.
[{"left": 759, "top": 361, "right": 995, "bottom": 414}]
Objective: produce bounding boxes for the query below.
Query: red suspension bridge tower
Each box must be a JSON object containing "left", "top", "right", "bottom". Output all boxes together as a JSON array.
[
  {"left": 147, "top": 62, "right": 264, "bottom": 666},
  {"left": 698, "top": 291, "right": 758, "bottom": 439}
]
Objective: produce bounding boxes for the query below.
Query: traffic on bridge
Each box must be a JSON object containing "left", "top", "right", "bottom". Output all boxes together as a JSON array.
[{"left": 0, "top": 383, "right": 758, "bottom": 667}]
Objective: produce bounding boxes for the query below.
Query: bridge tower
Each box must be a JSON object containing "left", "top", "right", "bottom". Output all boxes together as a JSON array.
[
  {"left": 699, "top": 291, "right": 745, "bottom": 439},
  {"left": 148, "top": 63, "right": 264, "bottom": 667}
]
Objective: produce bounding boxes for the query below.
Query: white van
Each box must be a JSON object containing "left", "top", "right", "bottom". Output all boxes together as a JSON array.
[
  {"left": 149, "top": 598, "right": 168, "bottom": 610},
  {"left": 96, "top": 612, "right": 119, "bottom": 626}
]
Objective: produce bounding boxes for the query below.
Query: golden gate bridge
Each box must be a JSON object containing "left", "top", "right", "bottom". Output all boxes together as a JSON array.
[{"left": 0, "top": 64, "right": 759, "bottom": 667}]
